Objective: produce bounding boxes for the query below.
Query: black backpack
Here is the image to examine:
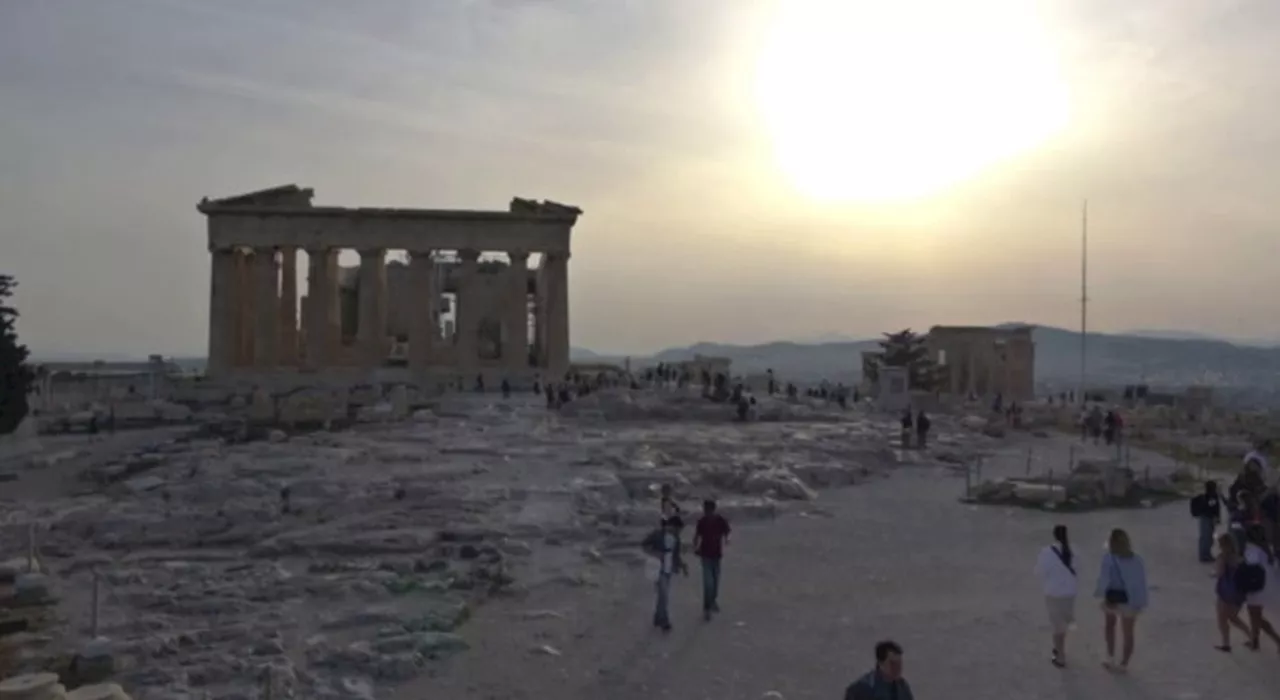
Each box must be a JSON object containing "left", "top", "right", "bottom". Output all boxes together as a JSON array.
[
  {"left": 1190, "top": 495, "right": 1206, "bottom": 518},
  {"left": 1235, "top": 562, "right": 1267, "bottom": 595}
]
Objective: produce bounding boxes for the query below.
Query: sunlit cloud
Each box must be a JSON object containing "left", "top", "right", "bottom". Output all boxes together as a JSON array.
[{"left": 1, "top": 0, "right": 1279, "bottom": 355}]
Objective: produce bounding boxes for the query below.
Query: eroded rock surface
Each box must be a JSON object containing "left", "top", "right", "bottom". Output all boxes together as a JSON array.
[{"left": 0, "top": 388, "right": 995, "bottom": 699}]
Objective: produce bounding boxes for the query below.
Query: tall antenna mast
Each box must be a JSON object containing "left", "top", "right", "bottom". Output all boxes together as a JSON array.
[{"left": 1079, "top": 199, "right": 1088, "bottom": 405}]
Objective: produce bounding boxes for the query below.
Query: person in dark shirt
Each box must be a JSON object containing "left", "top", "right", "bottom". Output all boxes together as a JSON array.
[
  {"left": 693, "top": 499, "right": 731, "bottom": 620},
  {"left": 641, "top": 515, "right": 688, "bottom": 632},
  {"left": 659, "top": 483, "right": 680, "bottom": 518},
  {"left": 1192, "top": 481, "right": 1223, "bottom": 562},
  {"left": 915, "top": 410, "right": 931, "bottom": 448},
  {"left": 845, "top": 640, "right": 914, "bottom": 700},
  {"left": 899, "top": 409, "right": 914, "bottom": 449}
]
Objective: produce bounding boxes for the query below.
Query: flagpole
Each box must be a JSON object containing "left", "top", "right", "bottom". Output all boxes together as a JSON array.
[{"left": 1079, "top": 200, "right": 1088, "bottom": 405}]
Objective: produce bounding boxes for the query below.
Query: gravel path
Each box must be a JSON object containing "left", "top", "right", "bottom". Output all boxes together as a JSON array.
[{"left": 429, "top": 437, "right": 1280, "bottom": 700}]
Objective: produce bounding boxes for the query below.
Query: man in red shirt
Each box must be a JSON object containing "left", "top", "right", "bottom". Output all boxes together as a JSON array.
[{"left": 693, "top": 498, "right": 731, "bottom": 621}]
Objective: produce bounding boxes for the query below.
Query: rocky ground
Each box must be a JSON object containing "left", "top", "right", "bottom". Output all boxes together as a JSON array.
[
  {"left": 428, "top": 436, "right": 1280, "bottom": 700},
  {"left": 10, "top": 389, "right": 1271, "bottom": 699},
  {"left": 1, "top": 389, "right": 1003, "bottom": 699}
]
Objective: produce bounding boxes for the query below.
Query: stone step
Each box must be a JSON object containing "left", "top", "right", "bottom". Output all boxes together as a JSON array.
[
  {"left": 65, "top": 683, "right": 130, "bottom": 700},
  {"left": 0, "top": 672, "right": 66, "bottom": 700}
]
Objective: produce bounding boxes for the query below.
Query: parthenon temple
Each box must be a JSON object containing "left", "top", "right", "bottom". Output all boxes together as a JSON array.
[{"left": 198, "top": 185, "right": 581, "bottom": 384}]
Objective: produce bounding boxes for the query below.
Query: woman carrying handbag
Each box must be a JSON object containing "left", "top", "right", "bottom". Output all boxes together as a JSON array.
[{"left": 1095, "top": 528, "right": 1149, "bottom": 672}]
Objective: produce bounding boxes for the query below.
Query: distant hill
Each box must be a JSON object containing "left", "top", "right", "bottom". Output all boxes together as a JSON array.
[
  {"left": 1122, "top": 329, "right": 1227, "bottom": 342},
  {"left": 602, "top": 325, "right": 1280, "bottom": 405}
]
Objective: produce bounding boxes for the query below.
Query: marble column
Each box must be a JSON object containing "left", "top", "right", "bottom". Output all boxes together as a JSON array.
[
  {"left": 326, "top": 251, "right": 342, "bottom": 348},
  {"left": 532, "top": 273, "right": 545, "bottom": 369},
  {"left": 505, "top": 250, "right": 529, "bottom": 370},
  {"left": 236, "top": 249, "right": 255, "bottom": 366},
  {"left": 408, "top": 250, "right": 436, "bottom": 371},
  {"left": 206, "top": 248, "right": 238, "bottom": 376},
  {"left": 252, "top": 247, "right": 280, "bottom": 367},
  {"left": 357, "top": 248, "right": 388, "bottom": 367},
  {"left": 278, "top": 246, "right": 299, "bottom": 365},
  {"left": 543, "top": 252, "right": 570, "bottom": 378},
  {"left": 455, "top": 249, "right": 480, "bottom": 372},
  {"left": 305, "top": 247, "right": 335, "bottom": 367}
]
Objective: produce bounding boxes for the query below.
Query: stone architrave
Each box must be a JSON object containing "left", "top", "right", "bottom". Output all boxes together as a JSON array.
[
  {"left": 408, "top": 250, "right": 436, "bottom": 371},
  {"left": 278, "top": 246, "right": 299, "bottom": 364},
  {"left": 357, "top": 248, "right": 388, "bottom": 367},
  {"left": 305, "top": 248, "right": 335, "bottom": 367},
  {"left": 505, "top": 250, "right": 529, "bottom": 370},
  {"left": 206, "top": 248, "right": 238, "bottom": 374},
  {"left": 455, "top": 249, "right": 480, "bottom": 372}
]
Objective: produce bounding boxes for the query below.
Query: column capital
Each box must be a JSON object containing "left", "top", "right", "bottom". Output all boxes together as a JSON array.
[
  {"left": 304, "top": 245, "right": 334, "bottom": 256},
  {"left": 458, "top": 248, "right": 480, "bottom": 262},
  {"left": 357, "top": 247, "right": 386, "bottom": 259},
  {"left": 508, "top": 250, "right": 530, "bottom": 262},
  {"left": 409, "top": 249, "right": 436, "bottom": 261}
]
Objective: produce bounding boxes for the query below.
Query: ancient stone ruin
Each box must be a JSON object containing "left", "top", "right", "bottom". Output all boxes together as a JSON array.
[{"left": 199, "top": 185, "right": 581, "bottom": 387}]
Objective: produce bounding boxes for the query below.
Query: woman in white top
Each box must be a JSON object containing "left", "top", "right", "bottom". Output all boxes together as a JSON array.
[
  {"left": 1034, "top": 524, "right": 1078, "bottom": 667},
  {"left": 1241, "top": 524, "right": 1280, "bottom": 651}
]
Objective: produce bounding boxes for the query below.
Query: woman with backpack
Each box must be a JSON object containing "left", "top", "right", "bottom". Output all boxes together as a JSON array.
[
  {"left": 1034, "top": 525, "right": 1078, "bottom": 667},
  {"left": 1241, "top": 524, "right": 1280, "bottom": 651},
  {"left": 1094, "top": 528, "right": 1148, "bottom": 672},
  {"left": 1213, "top": 533, "right": 1253, "bottom": 651}
]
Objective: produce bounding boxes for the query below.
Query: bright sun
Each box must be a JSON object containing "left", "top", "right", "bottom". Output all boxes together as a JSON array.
[{"left": 754, "top": 0, "right": 1071, "bottom": 202}]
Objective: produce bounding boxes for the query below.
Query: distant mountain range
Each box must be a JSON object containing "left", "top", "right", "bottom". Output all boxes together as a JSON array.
[
  {"left": 1121, "top": 329, "right": 1280, "bottom": 346},
  {"left": 33, "top": 324, "right": 1280, "bottom": 405},
  {"left": 572, "top": 325, "right": 1280, "bottom": 405}
]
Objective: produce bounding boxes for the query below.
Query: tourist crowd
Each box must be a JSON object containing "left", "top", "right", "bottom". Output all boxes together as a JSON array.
[{"left": 1035, "top": 440, "right": 1280, "bottom": 673}]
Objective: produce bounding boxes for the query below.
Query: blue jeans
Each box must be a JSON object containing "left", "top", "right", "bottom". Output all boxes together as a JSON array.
[
  {"left": 1198, "top": 517, "right": 1216, "bottom": 562},
  {"left": 653, "top": 573, "right": 672, "bottom": 627},
  {"left": 701, "top": 557, "right": 722, "bottom": 612}
]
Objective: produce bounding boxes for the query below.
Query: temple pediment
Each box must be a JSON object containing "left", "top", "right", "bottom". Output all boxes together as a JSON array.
[
  {"left": 509, "top": 197, "right": 583, "bottom": 217},
  {"left": 198, "top": 184, "right": 315, "bottom": 212}
]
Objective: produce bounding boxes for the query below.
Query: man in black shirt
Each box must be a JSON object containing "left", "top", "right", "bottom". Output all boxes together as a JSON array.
[
  {"left": 1191, "top": 480, "right": 1222, "bottom": 562},
  {"left": 845, "top": 640, "right": 914, "bottom": 700}
]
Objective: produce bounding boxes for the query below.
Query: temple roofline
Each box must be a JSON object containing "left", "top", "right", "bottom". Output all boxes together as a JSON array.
[{"left": 196, "top": 204, "right": 580, "bottom": 223}]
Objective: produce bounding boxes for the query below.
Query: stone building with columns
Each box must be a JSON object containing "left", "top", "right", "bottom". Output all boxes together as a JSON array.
[
  {"left": 926, "top": 325, "right": 1035, "bottom": 401},
  {"left": 198, "top": 185, "right": 580, "bottom": 384}
]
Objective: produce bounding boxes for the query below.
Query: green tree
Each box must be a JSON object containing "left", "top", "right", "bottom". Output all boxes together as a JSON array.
[
  {"left": 0, "top": 274, "right": 35, "bottom": 435},
  {"left": 878, "top": 328, "right": 937, "bottom": 391}
]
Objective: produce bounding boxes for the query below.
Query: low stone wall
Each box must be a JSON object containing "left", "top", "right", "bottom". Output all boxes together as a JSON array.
[
  {"left": 0, "top": 675, "right": 132, "bottom": 699},
  {"left": 966, "top": 458, "right": 1192, "bottom": 510}
]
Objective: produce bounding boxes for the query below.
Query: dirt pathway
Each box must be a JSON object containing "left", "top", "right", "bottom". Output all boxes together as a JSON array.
[{"left": 424, "top": 437, "right": 1280, "bottom": 700}]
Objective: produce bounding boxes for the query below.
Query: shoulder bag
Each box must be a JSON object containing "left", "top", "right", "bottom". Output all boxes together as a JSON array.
[
  {"left": 1104, "top": 555, "right": 1129, "bottom": 606},
  {"left": 1051, "top": 546, "right": 1075, "bottom": 576}
]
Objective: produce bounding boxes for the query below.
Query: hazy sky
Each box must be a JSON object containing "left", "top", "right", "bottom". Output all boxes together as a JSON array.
[{"left": 3, "top": 0, "right": 1278, "bottom": 358}]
